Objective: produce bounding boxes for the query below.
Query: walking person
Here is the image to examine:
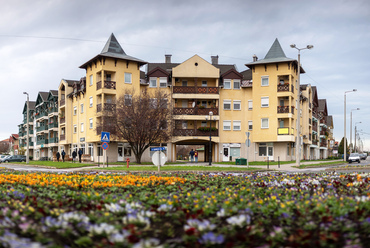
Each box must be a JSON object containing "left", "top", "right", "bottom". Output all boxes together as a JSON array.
[
  {"left": 72, "top": 150, "right": 77, "bottom": 163},
  {"left": 61, "top": 150, "right": 66, "bottom": 162},
  {"left": 189, "top": 149, "right": 195, "bottom": 162},
  {"left": 194, "top": 150, "right": 198, "bottom": 163},
  {"left": 56, "top": 151, "right": 60, "bottom": 162},
  {"left": 78, "top": 148, "right": 83, "bottom": 163}
]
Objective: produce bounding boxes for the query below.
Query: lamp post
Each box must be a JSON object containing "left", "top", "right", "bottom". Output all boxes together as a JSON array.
[
  {"left": 344, "top": 89, "right": 357, "bottom": 161},
  {"left": 354, "top": 122, "right": 361, "bottom": 153},
  {"left": 290, "top": 44, "right": 313, "bottom": 167},
  {"left": 206, "top": 111, "right": 214, "bottom": 165},
  {"left": 350, "top": 108, "right": 360, "bottom": 153},
  {"left": 23, "top": 92, "right": 29, "bottom": 164}
]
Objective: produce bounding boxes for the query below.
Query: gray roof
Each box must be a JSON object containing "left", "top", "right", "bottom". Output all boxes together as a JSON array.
[
  {"left": 214, "top": 64, "right": 236, "bottom": 75},
  {"left": 318, "top": 99, "right": 327, "bottom": 113},
  {"left": 39, "top": 92, "right": 49, "bottom": 101},
  {"left": 240, "top": 69, "right": 252, "bottom": 80},
  {"left": 80, "top": 33, "right": 147, "bottom": 68},
  {"left": 327, "top": 115, "right": 333, "bottom": 127},
  {"left": 245, "top": 38, "right": 304, "bottom": 73},
  {"left": 147, "top": 63, "right": 180, "bottom": 74},
  {"left": 64, "top": 79, "right": 79, "bottom": 86},
  {"left": 50, "top": 90, "right": 58, "bottom": 96}
]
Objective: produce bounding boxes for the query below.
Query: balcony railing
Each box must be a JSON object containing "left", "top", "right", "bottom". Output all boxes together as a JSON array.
[
  {"left": 36, "top": 125, "right": 48, "bottom": 132},
  {"left": 97, "top": 103, "right": 116, "bottom": 113},
  {"left": 173, "top": 107, "right": 218, "bottom": 116},
  {"left": 48, "top": 122, "right": 58, "bottom": 129},
  {"left": 48, "top": 137, "right": 58, "bottom": 144},
  {"left": 320, "top": 141, "right": 327, "bottom": 147},
  {"left": 60, "top": 99, "right": 65, "bottom": 106},
  {"left": 96, "top": 81, "right": 116, "bottom": 90},
  {"left": 312, "top": 139, "right": 318, "bottom": 146},
  {"left": 60, "top": 117, "right": 65, "bottom": 124},
  {"left": 35, "top": 112, "right": 47, "bottom": 119},
  {"left": 277, "top": 84, "right": 294, "bottom": 93},
  {"left": 173, "top": 86, "right": 219, "bottom": 94},
  {"left": 277, "top": 127, "right": 294, "bottom": 135},
  {"left": 277, "top": 106, "right": 294, "bottom": 114},
  {"left": 60, "top": 134, "right": 65, "bottom": 141},
  {"left": 173, "top": 129, "right": 218, "bottom": 137},
  {"left": 36, "top": 139, "right": 48, "bottom": 145}
]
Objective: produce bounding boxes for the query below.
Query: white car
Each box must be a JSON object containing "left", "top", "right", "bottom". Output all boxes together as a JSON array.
[{"left": 348, "top": 153, "right": 361, "bottom": 163}]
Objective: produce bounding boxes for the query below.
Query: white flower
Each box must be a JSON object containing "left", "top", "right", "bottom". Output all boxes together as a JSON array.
[
  {"left": 105, "top": 203, "right": 124, "bottom": 213},
  {"left": 58, "top": 212, "right": 89, "bottom": 224},
  {"left": 216, "top": 208, "right": 226, "bottom": 217},
  {"left": 226, "top": 214, "right": 251, "bottom": 227},
  {"left": 109, "top": 230, "right": 130, "bottom": 243},
  {"left": 133, "top": 238, "right": 162, "bottom": 248},
  {"left": 88, "top": 223, "right": 118, "bottom": 235},
  {"left": 184, "top": 219, "right": 216, "bottom": 232},
  {"left": 157, "top": 204, "right": 173, "bottom": 212}
]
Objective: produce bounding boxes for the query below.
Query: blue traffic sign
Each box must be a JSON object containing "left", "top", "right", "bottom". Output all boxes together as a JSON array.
[
  {"left": 101, "top": 132, "right": 110, "bottom": 142},
  {"left": 102, "top": 142, "right": 109, "bottom": 150},
  {"left": 150, "top": 147, "right": 166, "bottom": 151}
]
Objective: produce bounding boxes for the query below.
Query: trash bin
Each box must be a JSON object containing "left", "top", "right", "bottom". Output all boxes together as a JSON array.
[{"left": 236, "top": 158, "right": 247, "bottom": 165}]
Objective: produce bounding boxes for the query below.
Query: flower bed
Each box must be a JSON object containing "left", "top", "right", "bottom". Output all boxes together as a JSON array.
[{"left": 0, "top": 171, "right": 369, "bottom": 247}]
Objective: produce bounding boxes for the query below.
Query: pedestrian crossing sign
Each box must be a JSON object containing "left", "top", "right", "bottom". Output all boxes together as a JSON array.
[{"left": 101, "top": 132, "right": 110, "bottom": 142}]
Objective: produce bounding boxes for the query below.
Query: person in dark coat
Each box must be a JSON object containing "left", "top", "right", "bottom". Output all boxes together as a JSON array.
[
  {"left": 78, "top": 148, "right": 83, "bottom": 163},
  {"left": 189, "top": 149, "right": 195, "bottom": 162},
  {"left": 61, "top": 150, "right": 66, "bottom": 162},
  {"left": 72, "top": 150, "right": 77, "bottom": 163},
  {"left": 56, "top": 152, "right": 60, "bottom": 162}
]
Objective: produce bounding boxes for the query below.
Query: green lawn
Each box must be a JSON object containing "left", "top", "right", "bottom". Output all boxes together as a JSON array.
[
  {"left": 91, "top": 165, "right": 265, "bottom": 172},
  {"left": 294, "top": 161, "right": 345, "bottom": 169},
  {"left": 214, "top": 161, "right": 295, "bottom": 166},
  {"left": 8, "top": 161, "right": 96, "bottom": 169}
]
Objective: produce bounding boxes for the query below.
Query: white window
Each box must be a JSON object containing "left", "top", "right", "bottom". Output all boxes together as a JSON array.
[
  {"left": 261, "top": 97, "right": 269, "bottom": 107},
  {"left": 149, "top": 77, "right": 157, "bottom": 88},
  {"left": 224, "top": 79, "right": 231, "bottom": 89},
  {"left": 261, "top": 118, "right": 269, "bottom": 129},
  {"left": 202, "top": 80, "right": 207, "bottom": 87},
  {"left": 73, "top": 106, "right": 77, "bottom": 115},
  {"left": 182, "top": 80, "right": 188, "bottom": 86},
  {"left": 90, "top": 75, "right": 93, "bottom": 86},
  {"left": 73, "top": 125, "right": 77, "bottom": 133},
  {"left": 233, "top": 79, "right": 241, "bottom": 89},
  {"left": 89, "top": 97, "right": 93, "bottom": 108},
  {"left": 223, "top": 120, "right": 231, "bottom": 130},
  {"left": 248, "top": 100, "right": 253, "bottom": 110},
  {"left": 248, "top": 121, "right": 253, "bottom": 130},
  {"left": 261, "top": 76, "right": 269, "bottom": 86},
  {"left": 233, "top": 100, "right": 241, "bottom": 110},
  {"left": 223, "top": 100, "right": 231, "bottom": 110},
  {"left": 81, "top": 123, "right": 84, "bottom": 133},
  {"left": 124, "top": 72, "right": 132, "bottom": 84},
  {"left": 89, "top": 118, "right": 93, "bottom": 129},
  {"left": 159, "top": 77, "right": 167, "bottom": 88},
  {"left": 233, "top": 121, "right": 241, "bottom": 131},
  {"left": 80, "top": 103, "right": 84, "bottom": 113},
  {"left": 201, "top": 121, "right": 207, "bottom": 127},
  {"left": 124, "top": 94, "right": 132, "bottom": 106}
]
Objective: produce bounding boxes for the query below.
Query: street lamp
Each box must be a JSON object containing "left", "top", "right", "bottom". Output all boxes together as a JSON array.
[
  {"left": 344, "top": 89, "right": 357, "bottom": 160},
  {"left": 354, "top": 122, "right": 361, "bottom": 153},
  {"left": 290, "top": 44, "right": 313, "bottom": 167},
  {"left": 350, "top": 108, "right": 360, "bottom": 153},
  {"left": 205, "top": 111, "right": 214, "bottom": 165},
  {"left": 23, "top": 92, "right": 29, "bottom": 164}
]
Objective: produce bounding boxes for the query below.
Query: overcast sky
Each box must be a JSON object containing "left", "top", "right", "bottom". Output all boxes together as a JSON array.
[{"left": 1, "top": 0, "right": 369, "bottom": 150}]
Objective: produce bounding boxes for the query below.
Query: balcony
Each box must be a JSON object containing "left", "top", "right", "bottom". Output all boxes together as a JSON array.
[
  {"left": 48, "top": 122, "right": 58, "bottom": 129},
  {"left": 48, "top": 137, "right": 58, "bottom": 144},
  {"left": 60, "top": 99, "right": 65, "bottom": 106},
  {"left": 36, "top": 125, "right": 48, "bottom": 133},
  {"left": 97, "top": 81, "right": 116, "bottom": 90},
  {"left": 35, "top": 112, "right": 47, "bottom": 120},
  {"left": 60, "top": 134, "right": 65, "bottom": 141},
  {"left": 60, "top": 117, "right": 65, "bottom": 124},
  {"left": 173, "top": 129, "right": 218, "bottom": 137},
  {"left": 36, "top": 139, "right": 48, "bottom": 145},
  {"left": 173, "top": 107, "right": 218, "bottom": 116},
  {"left": 320, "top": 140, "right": 327, "bottom": 147},
  {"left": 173, "top": 86, "right": 219, "bottom": 94},
  {"left": 277, "top": 84, "right": 294, "bottom": 93},
  {"left": 277, "top": 106, "right": 294, "bottom": 114},
  {"left": 97, "top": 103, "right": 116, "bottom": 113},
  {"left": 312, "top": 139, "right": 318, "bottom": 146},
  {"left": 277, "top": 127, "right": 294, "bottom": 135}
]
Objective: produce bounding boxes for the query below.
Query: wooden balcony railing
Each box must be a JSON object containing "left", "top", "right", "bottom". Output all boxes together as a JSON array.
[
  {"left": 277, "top": 84, "right": 294, "bottom": 93},
  {"left": 173, "top": 86, "right": 219, "bottom": 94},
  {"left": 277, "top": 106, "right": 294, "bottom": 114},
  {"left": 173, "top": 129, "right": 218, "bottom": 137},
  {"left": 97, "top": 103, "right": 116, "bottom": 113},
  {"left": 97, "top": 81, "right": 116, "bottom": 90},
  {"left": 173, "top": 107, "right": 218, "bottom": 115}
]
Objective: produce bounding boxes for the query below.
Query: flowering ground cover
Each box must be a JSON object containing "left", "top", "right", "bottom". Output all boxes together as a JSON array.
[{"left": 0, "top": 171, "right": 369, "bottom": 247}]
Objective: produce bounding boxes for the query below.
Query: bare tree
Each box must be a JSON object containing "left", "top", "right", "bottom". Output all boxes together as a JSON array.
[
  {"left": 98, "top": 89, "right": 173, "bottom": 164},
  {"left": 0, "top": 141, "right": 10, "bottom": 154}
]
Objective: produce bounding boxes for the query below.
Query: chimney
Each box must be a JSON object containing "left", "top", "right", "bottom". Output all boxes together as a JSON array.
[
  {"left": 253, "top": 54, "right": 258, "bottom": 62},
  {"left": 165, "top": 54, "right": 172, "bottom": 63},
  {"left": 211, "top": 55, "right": 219, "bottom": 65}
]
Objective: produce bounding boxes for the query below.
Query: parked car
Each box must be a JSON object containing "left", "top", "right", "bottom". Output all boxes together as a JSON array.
[
  {"left": 360, "top": 153, "right": 367, "bottom": 160},
  {"left": 348, "top": 153, "right": 361, "bottom": 163},
  {"left": 0, "top": 155, "right": 11, "bottom": 162},
  {"left": 0, "top": 155, "right": 26, "bottom": 163}
]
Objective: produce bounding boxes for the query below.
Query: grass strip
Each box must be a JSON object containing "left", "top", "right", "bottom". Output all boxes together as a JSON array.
[{"left": 92, "top": 165, "right": 264, "bottom": 172}]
